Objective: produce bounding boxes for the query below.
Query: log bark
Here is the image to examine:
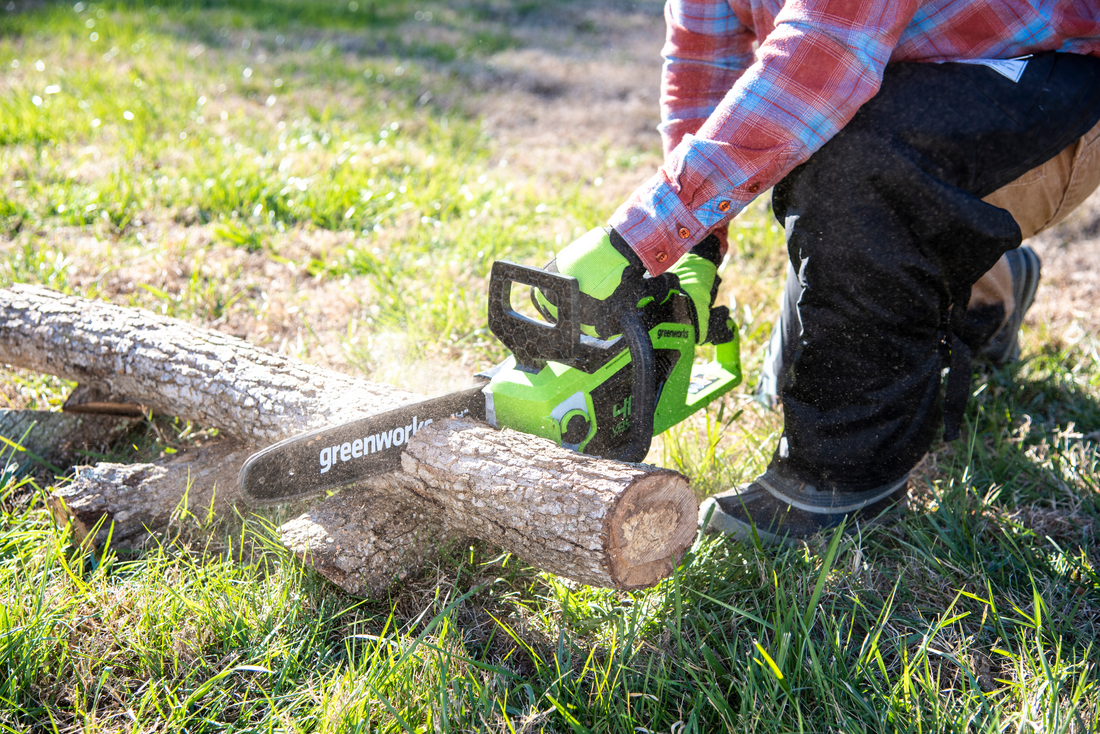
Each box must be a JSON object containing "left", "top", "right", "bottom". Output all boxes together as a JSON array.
[
  {"left": 399, "top": 417, "right": 697, "bottom": 589},
  {"left": 1, "top": 283, "right": 428, "bottom": 565},
  {"left": 44, "top": 437, "right": 452, "bottom": 594},
  {"left": 281, "top": 420, "right": 699, "bottom": 592},
  {"left": 0, "top": 284, "right": 418, "bottom": 443},
  {"left": 278, "top": 476, "right": 444, "bottom": 597},
  {"left": 1, "top": 284, "right": 699, "bottom": 592},
  {"left": 46, "top": 439, "right": 252, "bottom": 548}
]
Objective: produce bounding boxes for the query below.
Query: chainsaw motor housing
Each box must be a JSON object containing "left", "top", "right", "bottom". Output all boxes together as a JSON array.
[{"left": 484, "top": 261, "right": 742, "bottom": 462}]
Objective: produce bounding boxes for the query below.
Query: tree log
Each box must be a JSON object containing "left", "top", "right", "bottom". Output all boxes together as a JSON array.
[
  {"left": 278, "top": 476, "right": 444, "bottom": 597},
  {"left": 1, "top": 284, "right": 699, "bottom": 592},
  {"left": 1, "top": 284, "right": 431, "bottom": 567},
  {"left": 399, "top": 417, "right": 697, "bottom": 589},
  {"left": 279, "top": 420, "right": 700, "bottom": 591},
  {"left": 0, "top": 284, "right": 418, "bottom": 443},
  {"left": 44, "top": 437, "right": 453, "bottom": 596},
  {"left": 46, "top": 439, "right": 252, "bottom": 548}
]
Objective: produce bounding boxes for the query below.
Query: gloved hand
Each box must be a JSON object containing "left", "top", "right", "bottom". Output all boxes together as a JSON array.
[
  {"left": 665, "top": 234, "right": 724, "bottom": 344},
  {"left": 534, "top": 227, "right": 664, "bottom": 338}
]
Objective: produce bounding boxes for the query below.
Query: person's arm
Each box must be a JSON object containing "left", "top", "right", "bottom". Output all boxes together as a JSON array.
[
  {"left": 658, "top": 0, "right": 756, "bottom": 159},
  {"left": 658, "top": 0, "right": 757, "bottom": 257},
  {"left": 612, "top": 0, "right": 920, "bottom": 275}
]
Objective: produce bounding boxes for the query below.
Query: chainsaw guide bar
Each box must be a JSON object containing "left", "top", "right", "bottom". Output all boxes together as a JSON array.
[{"left": 239, "top": 383, "right": 487, "bottom": 505}]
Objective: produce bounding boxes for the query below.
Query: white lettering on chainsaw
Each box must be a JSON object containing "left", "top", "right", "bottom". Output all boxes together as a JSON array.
[
  {"left": 317, "top": 414, "right": 462, "bottom": 474},
  {"left": 376, "top": 430, "right": 393, "bottom": 450}
]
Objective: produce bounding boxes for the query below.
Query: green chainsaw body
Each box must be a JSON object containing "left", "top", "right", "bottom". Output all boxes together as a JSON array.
[{"left": 484, "top": 262, "right": 742, "bottom": 461}]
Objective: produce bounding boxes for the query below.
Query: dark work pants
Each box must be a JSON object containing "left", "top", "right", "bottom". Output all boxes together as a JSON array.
[{"left": 768, "top": 52, "right": 1100, "bottom": 491}]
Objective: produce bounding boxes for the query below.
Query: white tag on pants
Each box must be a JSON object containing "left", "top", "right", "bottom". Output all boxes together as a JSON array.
[{"left": 951, "top": 57, "right": 1030, "bottom": 83}]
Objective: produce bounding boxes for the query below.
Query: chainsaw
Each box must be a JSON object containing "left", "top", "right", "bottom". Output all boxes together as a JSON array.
[{"left": 239, "top": 260, "right": 742, "bottom": 505}]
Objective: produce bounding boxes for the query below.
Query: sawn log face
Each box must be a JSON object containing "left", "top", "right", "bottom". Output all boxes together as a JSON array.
[{"left": 401, "top": 417, "right": 697, "bottom": 590}]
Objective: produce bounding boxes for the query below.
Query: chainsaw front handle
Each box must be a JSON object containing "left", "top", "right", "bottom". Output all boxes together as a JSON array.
[{"left": 488, "top": 260, "right": 657, "bottom": 463}]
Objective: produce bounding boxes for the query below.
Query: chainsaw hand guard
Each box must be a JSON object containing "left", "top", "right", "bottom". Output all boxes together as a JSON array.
[{"left": 488, "top": 260, "right": 657, "bottom": 462}]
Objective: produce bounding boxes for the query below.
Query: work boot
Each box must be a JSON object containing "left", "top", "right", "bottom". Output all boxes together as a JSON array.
[
  {"left": 978, "top": 245, "right": 1042, "bottom": 366},
  {"left": 699, "top": 466, "right": 909, "bottom": 546}
]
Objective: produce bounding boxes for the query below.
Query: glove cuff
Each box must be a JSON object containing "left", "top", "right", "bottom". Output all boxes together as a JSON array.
[
  {"left": 607, "top": 228, "right": 645, "bottom": 271},
  {"left": 690, "top": 233, "right": 723, "bottom": 268}
]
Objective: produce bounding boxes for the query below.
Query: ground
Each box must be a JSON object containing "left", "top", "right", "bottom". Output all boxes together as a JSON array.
[
  {"left": 2, "top": 2, "right": 1099, "bottom": 732},
  {"left": 1030, "top": 199, "right": 1100, "bottom": 341}
]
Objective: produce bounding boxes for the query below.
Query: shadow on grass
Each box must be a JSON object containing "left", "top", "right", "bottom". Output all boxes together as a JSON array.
[{"left": 872, "top": 342, "right": 1100, "bottom": 651}]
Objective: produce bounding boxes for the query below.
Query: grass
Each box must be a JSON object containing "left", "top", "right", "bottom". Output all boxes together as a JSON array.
[{"left": 1, "top": 0, "right": 1099, "bottom": 732}]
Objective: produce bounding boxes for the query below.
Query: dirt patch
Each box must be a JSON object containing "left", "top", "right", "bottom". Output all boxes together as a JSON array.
[
  {"left": 1026, "top": 193, "right": 1100, "bottom": 346},
  {"left": 464, "top": 1, "right": 667, "bottom": 201}
]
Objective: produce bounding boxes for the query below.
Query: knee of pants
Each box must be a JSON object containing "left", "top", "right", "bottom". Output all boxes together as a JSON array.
[
  {"left": 776, "top": 148, "right": 951, "bottom": 341},
  {"left": 771, "top": 133, "right": 969, "bottom": 422}
]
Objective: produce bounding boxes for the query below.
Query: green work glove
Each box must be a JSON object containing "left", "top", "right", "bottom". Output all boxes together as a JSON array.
[
  {"left": 534, "top": 227, "right": 661, "bottom": 339},
  {"left": 667, "top": 234, "right": 723, "bottom": 344}
]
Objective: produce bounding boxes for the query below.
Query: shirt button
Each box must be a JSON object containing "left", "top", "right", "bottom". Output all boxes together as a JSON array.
[
  {"left": 747, "top": 182, "right": 761, "bottom": 194},
  {"left": 677, "top": 227, "right": 690, "bottom": 239},
  {"left": 655, "top": 252, "right": 668, "bottom": 263},
  {"left": 718, "top": 200, "right": 731, "bottom": 212}
]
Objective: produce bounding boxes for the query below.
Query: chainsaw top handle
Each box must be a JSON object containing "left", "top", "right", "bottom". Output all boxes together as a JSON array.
[
  {"left": 488, "top": 260, "right": 657, "bottom": 463},
  {"left": 488, "top": 261, "right": 581, "bottom": 370}
]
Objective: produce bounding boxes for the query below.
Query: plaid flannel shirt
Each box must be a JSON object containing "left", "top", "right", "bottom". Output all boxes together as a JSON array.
[{"left": 610, "top": 0, "right": 1100, "bottom": 274}]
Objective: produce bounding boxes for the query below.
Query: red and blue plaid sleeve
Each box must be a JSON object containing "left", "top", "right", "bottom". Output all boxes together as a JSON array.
[
  {"left": 611, "top": 0, "right": 920, "bottom": 274},
  {"left": 658, "top": 0, "right": 756, "bottom": 158}
]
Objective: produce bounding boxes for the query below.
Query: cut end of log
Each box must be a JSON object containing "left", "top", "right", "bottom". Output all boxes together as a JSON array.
[{"left": 606, "top": 470, "right": 698, "bottom": 590}]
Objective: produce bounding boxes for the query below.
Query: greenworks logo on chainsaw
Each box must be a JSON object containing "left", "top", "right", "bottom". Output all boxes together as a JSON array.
[
  {"left": 319, "top": 416, "right": 432, "bottom": 474},
  {"left": 658, "top": 328, "right": 690, "bottom": 340}
]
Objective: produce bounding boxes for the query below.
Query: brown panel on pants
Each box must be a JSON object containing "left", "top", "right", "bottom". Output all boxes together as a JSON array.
[{"left": 972, "top": 119, "right": 1100, "bottom": 325}]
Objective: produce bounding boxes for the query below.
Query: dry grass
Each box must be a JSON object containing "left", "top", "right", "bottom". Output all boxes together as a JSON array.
[{"left": 1027, "top": 193, "right": 1100, "bottom": 339}]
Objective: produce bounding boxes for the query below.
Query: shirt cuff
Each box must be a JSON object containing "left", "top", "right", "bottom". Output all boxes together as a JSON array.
[
  {"left": 608, "top": 170, "right": 743, "bottom": 275},
  {"left": 659, "top": 117, "right": 708, "bottom": 158}
]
